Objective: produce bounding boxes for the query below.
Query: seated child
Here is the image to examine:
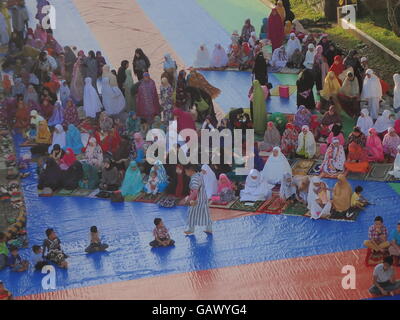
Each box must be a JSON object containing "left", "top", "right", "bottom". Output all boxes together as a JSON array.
[
  {"left": 145, "top": 171, "right": 159, "bottom": 195},
  {"left": 42, "top": 228, "right": 68, "bottom": 269},
  {"left": 8, "top": 246, "right": 29, "bottom": 272},
  {"left": 85, "top": 226, "right": 109, "bottom": 253},
  {"left": 32, "top": 245, "right": 49, "bottom": 271},
  {"left": 351, "top": 186, "right": 369, "bottom": 209},
  {"left": 149, "top": 218, "right": 175, "bottom": 248},
  {"left": 280, "top": 173, "right": 297, "bottom": 202}
]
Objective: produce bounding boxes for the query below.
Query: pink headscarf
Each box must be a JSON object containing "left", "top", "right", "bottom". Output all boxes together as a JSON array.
[
  {"left": 217, "top": 174, "right": 234, "bottom": 193},
  {"left": 366, "top": 128, "right": 384, "bottom": 162},
  {"left": 134, "top": 132, "right": 145, "bottom": 150}
]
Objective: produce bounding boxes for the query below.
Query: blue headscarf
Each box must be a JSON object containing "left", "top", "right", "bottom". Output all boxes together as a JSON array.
[
  {"left": 150, "top": 160, "right": 168, "bottom": 184},
  {"left": 47, "top": 101, "right": 64, "bottom": 126},
  {"left": 121, "top": 161, "right": 144, "bottom": 196},
  {"left": 66, "top": 124, "right": 84, "bottom": 154},
  {"left": 163, "top": 54, "right": 176, "bottom": 70}
]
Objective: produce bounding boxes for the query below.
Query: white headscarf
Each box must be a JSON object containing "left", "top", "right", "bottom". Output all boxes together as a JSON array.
[
  {"left": 361, "top": 69, "right": 382, "bottom": 99},
  {"left": 102, "top": 65, "right": 118, "bottom": 87},
  {"left": 48, "top": 124, "right": 66, "bottom": 153},
  {"left": 393, "top": 74, "right": 400, "bottom": 115},
  {"left": 101, "top": 76, "right": 126, "bottom": 115},
  {"left": 59, "top": 80, "right": 71, "bottom": 106},
  {"left": 210, "top": 44, "right": 228, "bottom": 68},
  {"left": 390, "top": 145, "right": 400, "bottom": 177},
  {"left": 194, "top": 44, "right": 211, "bottom": 68},
  {"left": 296, "top": 125, "right": 316, "bottom": 158},
  {"left": 307, "top": 176, "right": 321, "bottom": 210},
  {"left": 356, "top": 108, "right": 374, "bottom": 135},
  {"left": 373, "top": 109, "right": 394, "bottom": 133},
  {"left": 303, "top": 44, "right": 315, "bottom": 69},
  {"left": 201, "top": 164, "right": 218, "bottom": 199},
  {"left": 286, "top": 33, "right": 302, "bottom": 59},
  {"left": 261, "top": 147, "right": 292, "bottom": 184},
  {"left": 271, "top": 46, "right": 288, "bottom": 68},
  {"left": 248, "top": 31, "right": 258, "bottom": 48},
  {"left": 83, "top": 77, "right": 103, "bottom": 118},
  {"left": 280, "top": 172, "right": 297, "bottom": 200}
]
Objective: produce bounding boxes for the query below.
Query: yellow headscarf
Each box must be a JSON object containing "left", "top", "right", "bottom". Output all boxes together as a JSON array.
[
  {"left": 284, "top": 21, "right": 292, "bottom": 35},
  {"left": 320, "top": 71, "right": 341, "bottom": 100},
  {"left": 36, "top": 120, "right": 52, "bottom": 144}
]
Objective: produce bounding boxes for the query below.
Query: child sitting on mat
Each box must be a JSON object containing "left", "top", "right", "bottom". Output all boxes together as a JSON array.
[
  {"left": 150, "top": 218, "right": 175, "bottom": 248},
  {"left": 8, "top": 246, "right": 29, "bottom": 272},
  {"left": 351, "top": 186, "right": 369, "bottom": 209},
  {"left": 145, "top": 171, "right": 159, "bottom": 195},
  {"left": 85, "top": 226, "right": 109, "bottom": 253},
  {"left": 32, "top": 245, "right": 49, "bottom": 271}
]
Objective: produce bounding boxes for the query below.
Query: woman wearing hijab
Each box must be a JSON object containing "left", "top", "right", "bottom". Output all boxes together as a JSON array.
[
  {"left": 124, "top": 69, "right": 136, "bottom": 112},
  {"left": 215, "top": 174, "right": 236, "bottom": 203},
  {"left": 50, "top": 144, "right": 65, "bottom": 164},
  {"left": 101, "top": 66, "right": 126, "bottom": 116},
  {"left": 296, "top": 69, "right": 315, "bottom": 110},
  {"left": 388, "top": 145, "right": 400, "bottom": 178},
  {"left": 148, "top": 160, "right": 168, "bottom": 192},
  {"left": 201, "top": 164, "right": 218, "bottom": 200},
  {"left": 270, "top": 46, "right": 288, "bottom": 72},
  {"left": 160, "top": 77, "right": 174, "bottom": 122},
  {"left": 35, "top": 120, "right": 51, "bottom": 145},
  {"left": 251, "top": 80, "right": 268, "bottom": 135},
  {"left": 332, "top": 174, "right": 352, "bottom": 213},
  {"left": 383, "top": 127, "right": 400, "bottom": 158},
  {"left": 343, "top": 50, "right": 363, "bottom": 91},
  {"left": 241, "top": 19, "right": 255, "bottom": 42},
  {"left": 175, "top": 70, "right": 189, "bottom": 110},
  {"left": 280, "top": 173, "right": 297, "bottom": 201},
  {"left": 345, "top": 127, "right": 368, "bottom": 173},
  {"left": 83, "top": 51, "right": 98, "bottom": 89},
  {"left": 307, "top": 176, "right": 332, "bottom": 220},
  {"left": 163, "top": 53, "right": 177, "bottom": 86},
  {"left": 268, "top": 9, "right": 285, "bottom": 51},
  {"left": 120, "top": 161, "right": 144, "bottom": 197},
  {"left": 259, "top": 121, "right": 281, "bottom": 152},
  {"left": 366, "top": 128, "right": 384, "bottom": 162},
  {"left": 47, "top": 101, "right": 63, "bottom": 127},
  {"left": 58, "top": 80, "right": 70, "bottom": 108},
  {"left": 132, "top": 48, "right": 151, "bottom": 81},
  {"left": 60, "top": 148, "right": 77, "bottom": 170},
  {"left": 65, "top": 124, "right": 84, "bottom": 155},
  {"left": 252, "top": 52, "right": 268, "bottom": 86},
  {"left": 63, "top": 46, "right": 76, "bottom": 83},
  {"left": 48, "top": 124, "right": 66, "bottom": 153},
  {"left": 326, "top": 123, "right": 345, "bottom": 146},
  {"left": 356, "top": 108, "right": 374, "bottom": 136},
  {"left": 393, "top": 74, "right": 400, "bottom": 119},
  {"left": 23, "top": 85, "right": 39, "bottom": 105},
  {"left": 14, "top": 99, "right": 30, "bottom": 133},
  {"left": 303, "top": 44, "right": 316, "bottom": 70},
  {"left": 262, "top": 146, "right": 292, "bottom": 185},
  {"left": 361, "top": 69, "right": 382, "bottom": 120},
  {"left": 70, "top": 50, "right": 85, "bottom": 103},
  {"left": 281, "top": 122, "right": 298, "bottom": 157},
  {"left": 321, "top": 138, "right": 346, "bottom": 175},
  {"left": 296, "top": 125, "right": 316, "bottom": 159},
  {"left": 338, "top": 71, "right": 360, "bottom": 118},
  {"left": 329, "top": 55, "right": 345, "bottom": 83},
  {"left": 313, "top": 45, "right": 329, "bottom": 91},
  {"left": 99, "top": 159, "right": 120, "bottom": 191},
  {"left": 126, "top": 112, "right": 141, "bottom": 136},
  {"left": 286, "top": 33, "right": 302, "bottom": 60},
  {"left": 373, "top": 109, "right": 394, "bottom": 136},
  {"left": 194, "top": 44, "right": 211, "bottom": 68},
  {"left": 166, "top": 164, "right": 190, "bottom": 198},
  {"left": 62, "top": 99, "right": 79, "bottom": 127},
  {"left": 293, "top": 105, "right": 311, "bottom": 130},
  {"left": 320, "top": 71, "right": 341, "bottom": 101},
  {"left": 173, "top": 107, "right": 196, "bottom": 132},
  {"left": 275, "top": 0, "right": 286, "bottom": 22},
  {"left": 240, "top": 169, "right": 272, "bottom": 202},
  {"left": 321, "top": 105, "right": 341, "bottom": 131},
  {"left": 79, "top": 162, "right": 100, "bottom": 190},
  {"left": 83, "top": 77, "right": 102, "bottom": 118},
  {"left": 136, "top": 72, "right": 160, "bottom": 123},
  {"left": 210, "top": 44, "right": 228, "bottom": 69},
  {"left": 96, "top": 51, "right": 106, "bottom": 78},
  {"left": 83, "top": 137, "right": 103, "bottom": 169},
  {"left": 62, "top": 160, "right": 84, "bottom": 190},
  {"left": 116, "top": 60, "right": 129, "bottom": 94},
  {"left": 38, "top": 158, "right": 63, "bottom": 192}
]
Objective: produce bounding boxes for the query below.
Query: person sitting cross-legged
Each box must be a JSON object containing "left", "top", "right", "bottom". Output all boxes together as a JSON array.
[{"left": 369, "top": 256, "right": 400, "bottom": 296}]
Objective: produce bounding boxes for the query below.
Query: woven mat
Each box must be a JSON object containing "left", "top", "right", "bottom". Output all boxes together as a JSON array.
[
  {"left": 256, "top": 194, "right": 287, "bottom": 214},
  {"left": 229, "top": 199, "right": 265, "bottom": 212},
  {"left": 307, "top": 160, "right": 322, "bottom": 176},
  {"left": 304, "top": 208, "right": 361, "bottom": 222},
  {"left": 364, "top": 163, "right": 393, "bottom": 182},
  {"left": 209, "top": 198, "right": 237, "bottom": 209},
  {"left": 269, "top": 85, "right": 297, "bottom": 97},
  {"left": 134, "top": 192, "right": 164, "bottom": 203},
  {"left": 320, "top": 170, "right": 348, "bottom": 179},
  {"left": 283, "top": 202, "right": 308, "bottom": 217},
  {"left": 292, "top": 159, "right": 315, "bottom": 176}
]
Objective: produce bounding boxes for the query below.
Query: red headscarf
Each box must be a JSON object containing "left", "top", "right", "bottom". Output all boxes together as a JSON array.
[
  {"left": 329, "top": 55, "right": 345, "bottom": 81},
  {"left": 394, "top": 120, "right": 400, "bottom": 136},
  {"left": 61, "top": 148, "right": 77, "bottom": 167},
  {"left": 217, "top": 174, "right": 234, "bottom": 194},
  {"left": 310, "top": 115, "right": 320, "bottom": 130},
  {"left": 173, "top": 108, "right": 196, "bottom": 132}
]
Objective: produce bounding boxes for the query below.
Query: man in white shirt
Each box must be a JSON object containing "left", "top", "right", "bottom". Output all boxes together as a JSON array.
[{"left": 369, "top": 256, "right": 400, "bottom": 296}]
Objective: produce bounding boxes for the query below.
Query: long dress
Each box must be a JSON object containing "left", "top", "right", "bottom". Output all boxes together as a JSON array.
[
  {"left": 120, "top": 161, "right": 144, "bottom": 197},
  {"left": 296, "top": 69, "right": 315, "bottom": 110},
  {"left": 123, "top": 69, "right": 136, "bottom": 112},
  {"left": 101, "top": 77, "right": 126, "bottom": 116},
  {"left": 261, "top": 147, "right": 292, "bottom": 184},
  {"left": 252, "top": 80, "right": 267, "bottom": 135},
  {"left": 83, "top": 77, "right": 103, "bottom": 118},
  {"left": 268, "top": 9, "right": 285, "bottom": 51},
  {"left": 70, "top": 56, "right": 84, "bottom": 103},
  {"left": 187, "top": 173, "right": 212, "bottom": 231},
  {"left": 136, "top": 78, "right": 161, "bottom": 123}
]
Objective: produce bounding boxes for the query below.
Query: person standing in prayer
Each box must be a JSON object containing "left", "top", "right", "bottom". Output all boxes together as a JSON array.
[
  {"left": 296, "top": 125, "right": 316, "bottom": 159},
  {"left": 250, "top": 80, "right": 268, "bottom": 135},
  {"left": 201, "top": 164, "right": 218, "bottom": 200},
  {"left": 132, "top": 48, "right": 151, "bottom": 81},
  {"left": 303, "top": 44, "right": 315, "bottom": 70},
  {"left": 163, "top": 53, "right": 177, "bottom": 87},
  {"left": 83, "top": 77, "right": 102, "bottom": 118},
  {"left": 296, "top": 69, "right": 315, "bottom": 110},
  {"left": 83, "top": 51, "right": 98, "bottom": 90},
  {"left": 70, "top": 50, "right": 85, "bottom": 103},
  {"left": 329, "top": 55, "right": 345, "bottom": 84},
  {"left": 361, "top": 69, "right": 382, "bottom": 120},
  {"left": 241, "top": 19, "right": 255, "bottom": 42},
  {"left": 268, "top": 9, "right": 285, "bottom": 51},
  {"left": 123, "top": 69, "right": 136, "bottom": 112},
  {"left": 252, "top": 52, "right": 268, "bottom": 86},
  {"left": 160, "top": 77, "right": 174, "bottom": 122},
  {"left": 101, "top": 65, "right": 126, "bottom": 116},
  {"left": 388, "top": 145, "right": 400, "bottom": 179},
  {"left": 183, "top": 164, "right": 213, "bottom": 235},
  {"left": 313, "top": 45, "right": 329, "bottom": 92},
  {"left": 117, "top": 60, "right": 129, "bottom": 94},
  {"left": 135, "top": 72, "right": 161, "bottom": 124}
]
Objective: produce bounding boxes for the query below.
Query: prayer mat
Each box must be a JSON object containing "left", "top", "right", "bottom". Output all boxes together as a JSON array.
[
  {"left": 283, "top": 202, "right": 308, "bottom": 217},
  {"left": 364, "top": 163, "right": 393, "bottom": 182},
  {"left": 209, "top": 198, "right": 237, "bottom": 209},
  {"left": 307, "top": 160, "right": 322, "bottom": 176},
  {"left": 288, "top": 158, "right": 298, "bottom": 168},
  {"left": 54, "top": 188, "right": 74, "bottom": 196},
  {"left": 328, "top": 208, "right": 361, "bottom": 222},
  {"left": 389, "top": 183, "right": 400, "bottom": 195},
  {"left": 320, "top": 170, "right": 347, "bottom": 179},
  {"left": 134, "top": 192, "right": 164, "bottom": 203},
  {"left": 70, "top": 188, "right": 93, "bottom": 197},
  {"left": 276, "top": 67, "right": 301, "bottom": 74},
  {"left": 229, "top": 199, "right": 265, "bottom": 212},
  {"left": 365, "top": 248, "right": 388, "bottom": 267},
  {"left": 269, "top": 85, "right": 297, "bottom": 97},
  {"left": 256, "top": 194, "right": 287, "bottom": 214},
  {"left": 210, "top": 208, "right": 264, "bottom": 222},
  {"left": 292, "top": 159, "right": 315, "bottom": 176},
  {"left": 123, "top": 194, "right": 141, "bottom": 202}
]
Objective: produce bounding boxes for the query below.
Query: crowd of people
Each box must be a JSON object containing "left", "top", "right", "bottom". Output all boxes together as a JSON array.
[{"left": 0, "top": 0, "right": 400, "bottom": 298}]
